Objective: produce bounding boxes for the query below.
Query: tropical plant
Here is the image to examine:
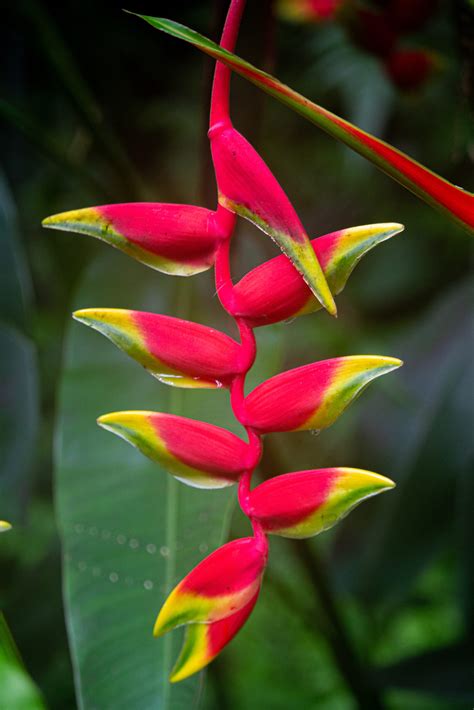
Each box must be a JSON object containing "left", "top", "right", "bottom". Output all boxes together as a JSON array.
[{"left": 41, "top": 0, "right": 408, "bottom": 684}]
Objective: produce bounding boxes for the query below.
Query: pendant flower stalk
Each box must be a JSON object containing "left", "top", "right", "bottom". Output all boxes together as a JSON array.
[{"left": 43, "top": 0, "right": 403, "bottom": 682}]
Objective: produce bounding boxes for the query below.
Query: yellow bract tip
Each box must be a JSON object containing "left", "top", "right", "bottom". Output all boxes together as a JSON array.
[{"left": 0, "top": 521, "right": 12, "bottom": 533}]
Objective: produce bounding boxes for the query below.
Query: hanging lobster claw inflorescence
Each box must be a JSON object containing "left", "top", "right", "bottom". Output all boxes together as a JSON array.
[{"left": 43, "top": 0, "right": 403, "bottom": 682}]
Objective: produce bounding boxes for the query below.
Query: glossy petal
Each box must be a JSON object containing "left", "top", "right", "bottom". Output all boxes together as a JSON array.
[
  {"left": 233, "top": 223, "right": 403, "bottom": 326},
  {"left": 139, "top": 16, "right": 474, "bottom": 234},
  {"left": 97, "top": 411, "right": 251, "bottom": 489},
  {"left": 154, "top": 537, "right": 266, "bottom": 637},
  {"left": 0, "top": 521, "right": 12, "bottom": 533},
  {"left": 209, "top": 122, "right": 336, "bottom": 316},
  {"left": 170, "top": 590, "right": 259, "bottom": 682},
  {"left": 244, "top": 355, "right": 402, "bottom": 433},
  {"left": 250, "top": 468, "right": 395, "bottom": 538},
  {"left": 42, "top": 203, "right": 223, "bottom": 276},
  {"left": 73, "top": 309, "right": 245, "bottom": 388}
]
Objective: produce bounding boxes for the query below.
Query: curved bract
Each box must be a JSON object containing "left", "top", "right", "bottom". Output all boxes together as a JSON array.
[
  {"left": 210, "top": 122, "right": 337, "bottom": 316},
  {"left": 43, "top": 203, "right": 221, "bottom": 276},
  {"left": 153, "top": 537, "right": 267, "bottom": 636},
  {"left": 233, "top": 223, "right": 403, "bottom": 326},
  {"left": 250, "top": 468, "right": 395, "bottom": 538},
  {"left": 244, "top": 355, "right": 402, "bottom": 433},
  {"left": 97, "top": 411, "right": 251, "bottom": 489},
  {"left": 73, "top": 308, "right": 247, "bottom": 388},
  {"left": 170, "top": 590, "right": 259, "bottom": 683}
]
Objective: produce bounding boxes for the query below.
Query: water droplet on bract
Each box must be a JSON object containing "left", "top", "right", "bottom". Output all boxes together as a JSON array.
[
  {"left": 109, "top": 572, "right": 119, "bottom": 583},
  {"left": 92, "top": 566, "right": 101, "bottom": 577},
  {"left": 117, "top": 534, "right": 126, "bottom": 545},
  {"left": 160, "top": 546, "right": 170, "bottom": 558},
  {"left": 144, "top": 580, "right": 154, "bottom": 591},
  {"left": 89, "top": 526, "right": 98, "bottom": 536},
  {"left": 310, "top": 429, "right": 321, "bottom": 437},
  {"left": 146, "top": 543, "right": 156, "bottom": 554},
  {"left": 129, "top": 538, "right": 139, "bottom": 549},
  {"left": 199, "top": 543, "right": 208, "bottom": 553},
  {"left": 101, "top": 530, "right": 111, "bottom": 540},
  {"left": 74, "top": 523, "right": 84, "bottom": 534}
]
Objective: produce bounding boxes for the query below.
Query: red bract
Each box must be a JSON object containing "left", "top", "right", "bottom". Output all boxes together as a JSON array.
[
  {"left": 210, "top": 121, "right": 337, "bottom": 316},
  {"left": 97, "top": 411, "right": 253, "bottom": 489},
  {"left": 233, "top": 223, "right": 403, "bottom": 326},
  {"left": 73, "top": 309, "right": 249, "bottom": 388},
  {"left": 44, "top": 0, "right": 401, "bottom": 682},
  {"left": 250, "top": 468, "right": 395, "bottom": 538},
  {"left": 153, "top": 537, "right": 267, "bottom": 636},
  {"left": 244, "top": 356, "right": 402, "bottom": 433},
  {"left": 43, "top": 203, "right": 225, "bottom": 276}
]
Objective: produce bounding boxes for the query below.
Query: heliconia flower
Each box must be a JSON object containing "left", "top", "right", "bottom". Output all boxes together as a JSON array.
[
  {"left": 277, "top": 0, "right": 344, "bottom": 23},
  {"left": 209, "top": 122, "right": 337, "bottom": 317},
  {"left": 42, "top": 203, "right": 228, "bottom": 277},
  {"left": 73, "top": 309, "right": 248, "bottom": 388},
  {"left": 169, "top": 590, "right": 259, "bottom": 683},
  {"left": 0, "top": 521, "right": 12, "bottom": 533},
  {"left": 154, "top": 537, "right": 267, "bottom": 637},
  {"left": 97, "top": 410, "right": 252, "bottom": 489},
  {"left": 250, "top": 468, "right": 395, "bottom": 539},
  {"left": 385, "top": 49, "right": 438, "bottom": 92},
  {"left": 244, "top": 355, "right": 402, "bottom": 433},
  {"left": 233, "top": 222, "right": 403, "bottom": 326}
]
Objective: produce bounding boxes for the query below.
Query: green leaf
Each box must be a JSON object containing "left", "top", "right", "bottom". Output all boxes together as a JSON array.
[
  {"left": 0, "top": 613, "right": 47, "bottom": 709},
  {"left": 56, "top": 251, "right": 254, "bottom": 708},
  {"left": 133, "top": 15, "right": 474, "bottom": 234}
]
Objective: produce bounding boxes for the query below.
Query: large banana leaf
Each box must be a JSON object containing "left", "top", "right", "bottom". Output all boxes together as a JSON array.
[
  {"left": 55, "top": 249, "right": 285, "bottom": 708},
  {"left": 134, "top": 15, "right": 474, "bottom": 235}
]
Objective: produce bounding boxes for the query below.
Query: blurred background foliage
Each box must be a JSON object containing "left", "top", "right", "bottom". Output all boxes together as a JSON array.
[{"left": 1, "top": 0, "right": 473, "bottom": 708}]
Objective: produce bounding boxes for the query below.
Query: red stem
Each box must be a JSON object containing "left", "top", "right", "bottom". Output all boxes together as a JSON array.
[
  {"left": 211, "top": 0, "right": 268, "bottom": 556},
  {"left": 209, "top": 0, "right": 247, "bottom": 128}
]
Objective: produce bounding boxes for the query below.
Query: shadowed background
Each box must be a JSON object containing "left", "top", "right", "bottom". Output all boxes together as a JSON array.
[{"left": 1, "top": 1, "right": 473, "bottom": 708}]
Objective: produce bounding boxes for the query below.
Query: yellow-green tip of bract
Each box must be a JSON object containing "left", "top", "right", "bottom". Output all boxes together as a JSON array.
[
  {"left": 0, "top": 521, "right": 12, "bottom": 533},
  {"left": 322, "top": 469, "right": 395, "bottom": 531},
  {"left": 42, "top": 208, "right": 104, "bottom": 236},
  {"left": 326, "top": 222, "right": 404, "bottom": 295}
]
